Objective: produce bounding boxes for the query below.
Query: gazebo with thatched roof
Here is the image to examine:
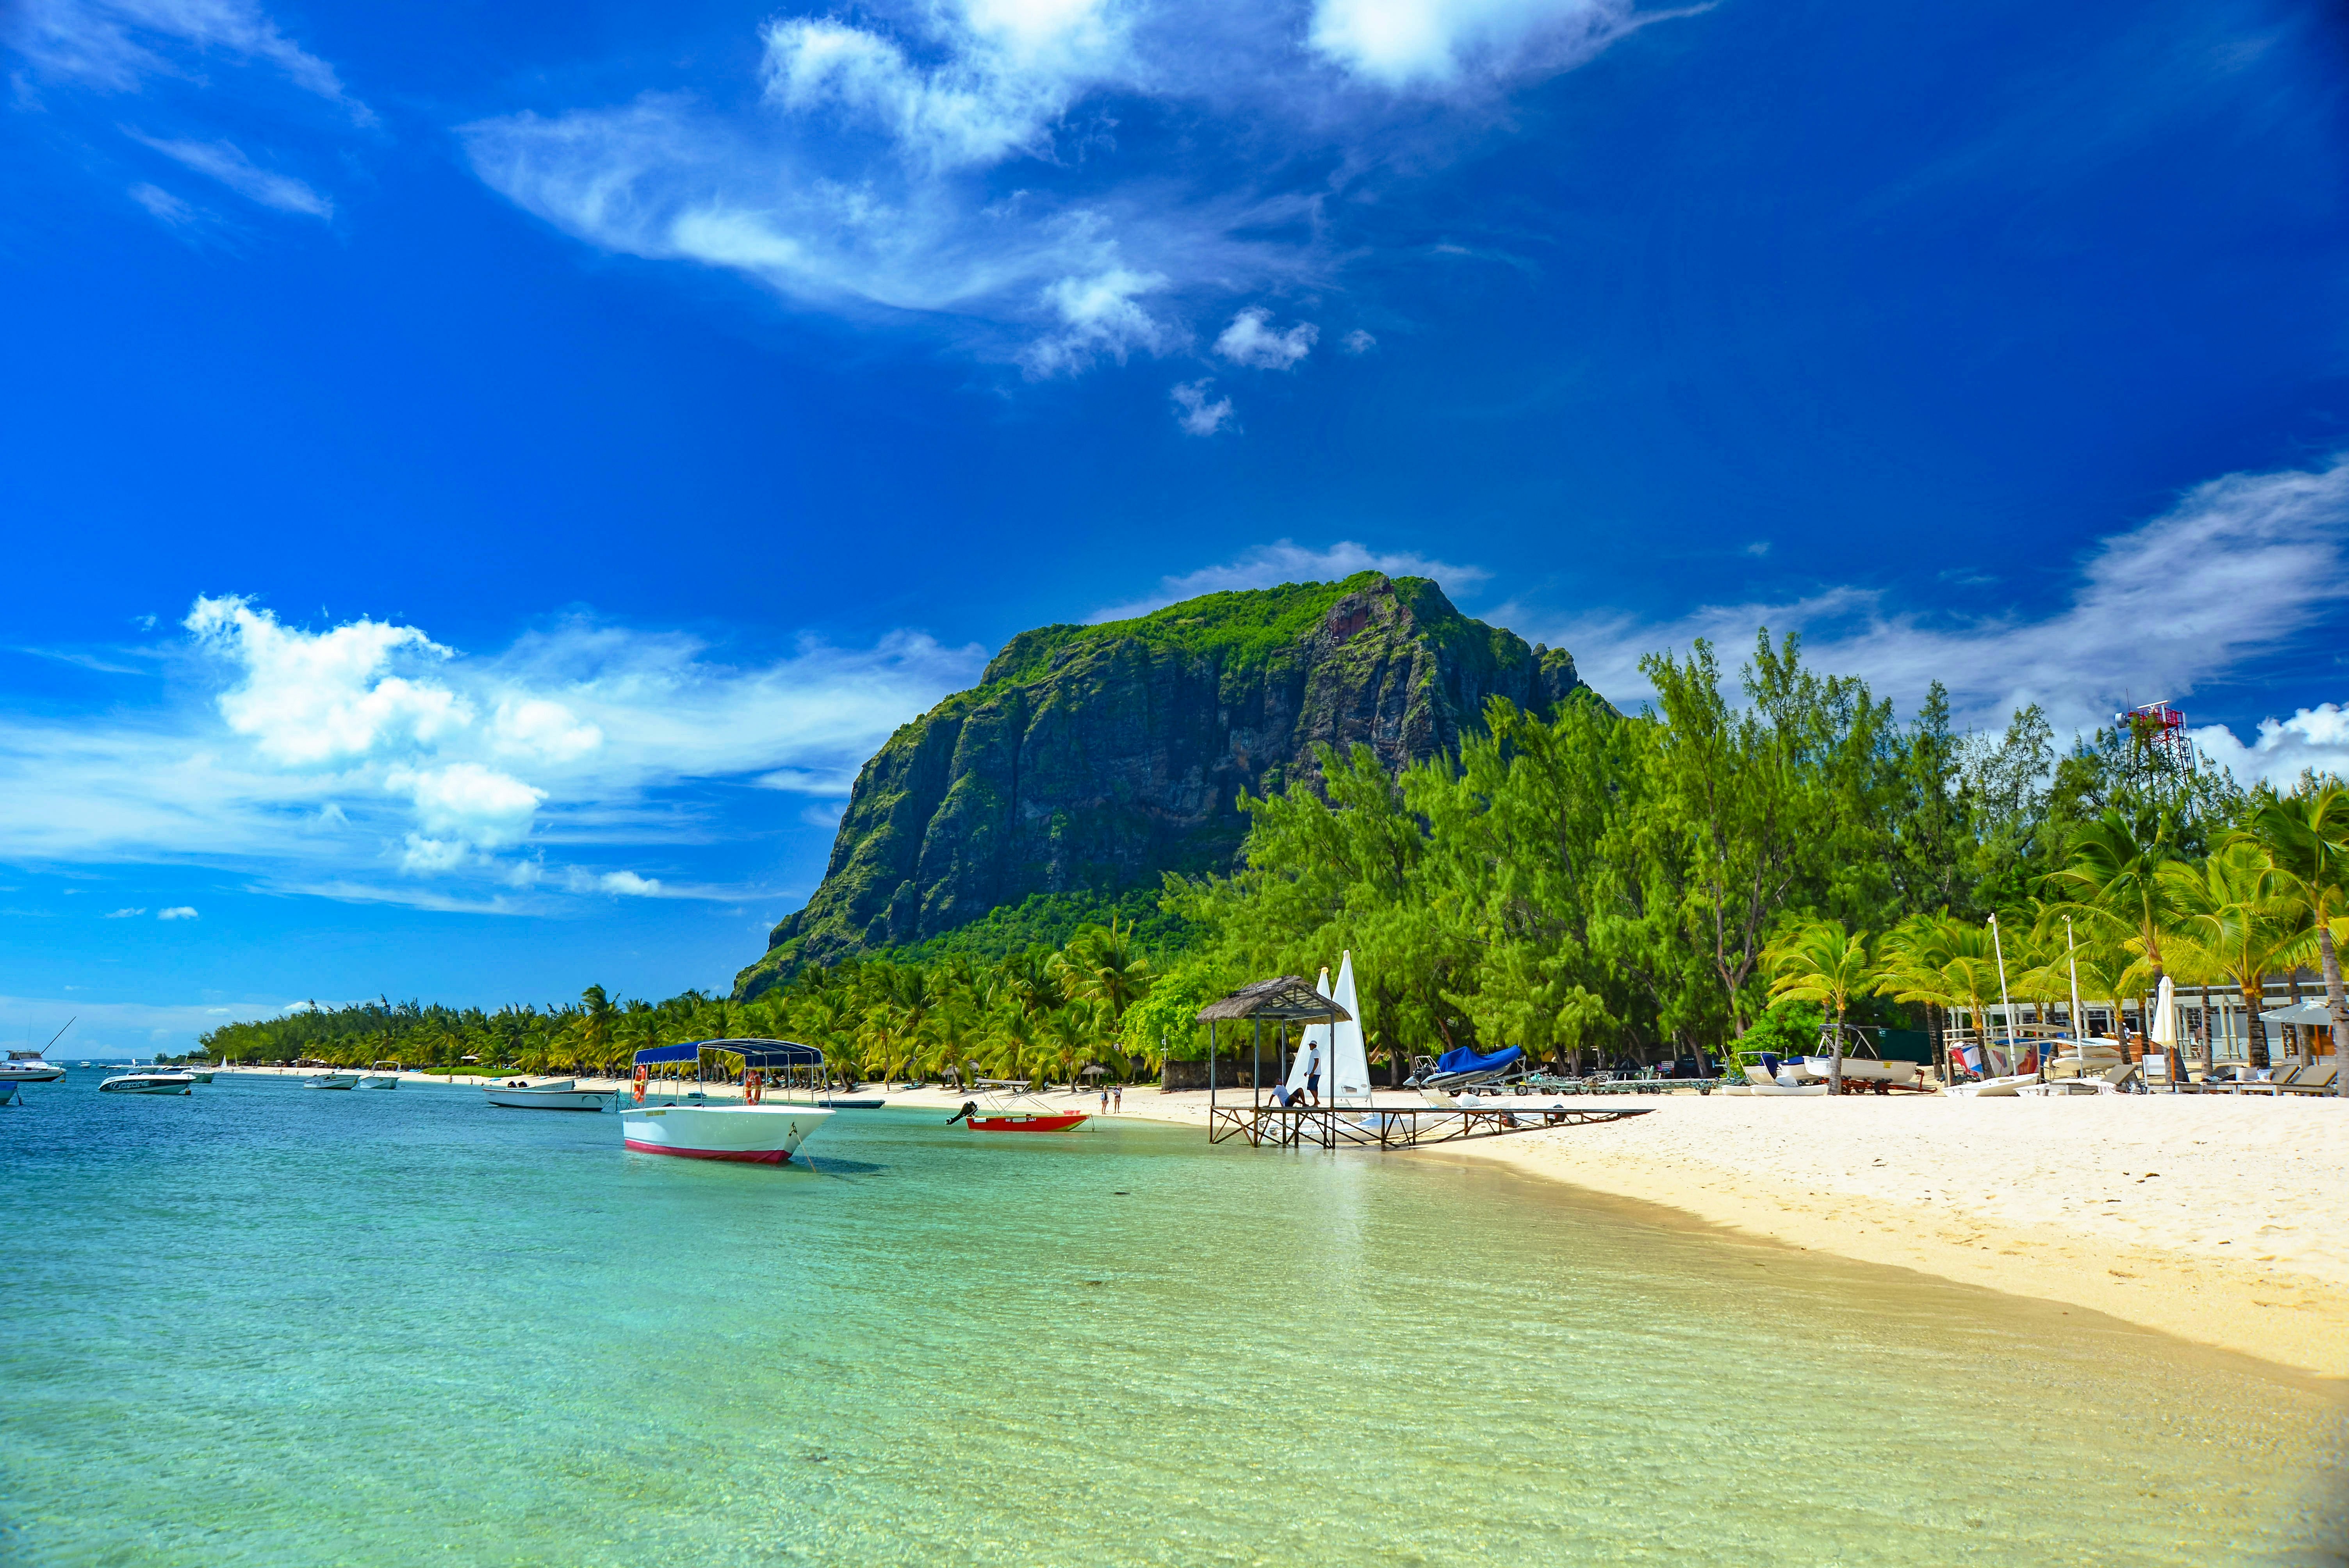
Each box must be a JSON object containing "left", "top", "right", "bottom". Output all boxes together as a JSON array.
[{"left": 1195, "top": 977, "right": 1352, "bottom": 1108}]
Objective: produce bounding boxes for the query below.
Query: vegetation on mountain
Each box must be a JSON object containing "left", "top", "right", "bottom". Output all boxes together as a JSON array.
[{"left": 736, "top": 570, "right": 1593, "bottom": 995}]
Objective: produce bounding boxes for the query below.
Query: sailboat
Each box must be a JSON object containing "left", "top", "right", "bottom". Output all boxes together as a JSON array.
[{"left": 1283, "top": 953, "right": 1373, "bottom": 1107}]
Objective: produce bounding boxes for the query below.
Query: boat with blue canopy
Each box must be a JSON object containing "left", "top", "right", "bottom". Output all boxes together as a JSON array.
[{"left": 622, "top": 1039, "right": 834, "bottom": 1165}]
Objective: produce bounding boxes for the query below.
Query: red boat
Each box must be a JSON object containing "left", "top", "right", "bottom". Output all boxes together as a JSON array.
[{"left": 948, "top": 1080, "right": 1091, "bottom": 1133}]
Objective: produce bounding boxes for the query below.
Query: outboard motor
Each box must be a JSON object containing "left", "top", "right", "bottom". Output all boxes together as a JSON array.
[{"left": 947, "top": 1100, "right": 977, "bottom": 1125}]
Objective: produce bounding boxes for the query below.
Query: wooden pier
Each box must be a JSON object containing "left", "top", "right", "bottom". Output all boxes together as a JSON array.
[{"left": 1207, "top": 1100, "right": 1653, "bottom": 1151}]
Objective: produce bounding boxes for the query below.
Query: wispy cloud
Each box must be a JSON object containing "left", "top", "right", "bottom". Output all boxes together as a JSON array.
[
  {"left": 6, "top": 0, "right": 367, "bottom": 116},
  {"left": 1091, "top": 537, "right": 1494, "bottom": 621},
  {"left": 126, "top": 180, "right": 195, "bottom": 224},
  {"left": 1513, "top": 453, "right": 2349, "bottom": 740},
  {"left": 1215, "top": 308, "right": 1318, "bottom": 370},
  {"left": 127, "top": 132, "right": 331, "bottom": 216},
  {"left": 1169, "top": 378, "right": 1236, "bottom": 437},
  {"left": 0, "top": 599, "right": 986, "bottom": 905},
  {"left": 102, "top": 906, "right": 146, "bottom": 918},
  {"left": 157, "top": 905, "right": 198, "bottom": 919},
  {"left": 460, "top": 0, "right": 1677, "bottom": 372}
]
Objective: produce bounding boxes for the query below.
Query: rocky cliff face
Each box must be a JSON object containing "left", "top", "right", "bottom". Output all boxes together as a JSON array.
[{"left": 734, "top": 573, "right": 1599, "bottom": 997}]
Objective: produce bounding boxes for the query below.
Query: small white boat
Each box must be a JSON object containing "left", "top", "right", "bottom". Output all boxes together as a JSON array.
[
  {"left": 304, "top": 1072, "right": 360, "bottom": 1090},
  {"left": 621, "top": 1039, "right": 834, "bottom": 1163},
  {"left": 101, "top": 1070, "right": 196, "bottom": 1095},
  {"left": 1799, "top": 1056, "right": 1919, "bottom": 1086},
  {"left": 1945, "top": 1073, "right": 2037, "bottom": 1098},
  {"left": 483, "top": 1078, "right": 610, "bottom": 1111},
  {"left": 356, "top": 1063, "right": 399, "bottom": 1089},
  {"left": 0, "top": 1050, "right": 67, "bottom": 1083},
  {"left": 1741, "top": 1066, "right": 1829, "bottom": 1097}
]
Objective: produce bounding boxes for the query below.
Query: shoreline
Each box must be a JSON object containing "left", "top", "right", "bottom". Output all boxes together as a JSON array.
[{"left": 216, "top": 1068, "right": 2349, "bottom": 1379}]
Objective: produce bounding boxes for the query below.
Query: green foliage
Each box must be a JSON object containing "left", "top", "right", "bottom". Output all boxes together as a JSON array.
[
  {"left": 1734, "top": 999, "right": 1825, "bottom": 1059},
  {"left": 981, "top": 572, "right": 1433, "bottom": 686}
]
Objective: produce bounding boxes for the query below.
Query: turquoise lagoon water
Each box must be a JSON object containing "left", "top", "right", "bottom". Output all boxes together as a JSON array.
[{"left": 2, "top": 1074, "right": 2342, "bottom": 1567}]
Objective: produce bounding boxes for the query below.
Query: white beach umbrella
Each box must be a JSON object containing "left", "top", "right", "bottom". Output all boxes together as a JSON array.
[
  {"left": 2260, "top": 1001, "right": 2336, "bottom": 1026},
  {"left": 2151, "top": 975, "right": 2179, "bottom": 1051}
]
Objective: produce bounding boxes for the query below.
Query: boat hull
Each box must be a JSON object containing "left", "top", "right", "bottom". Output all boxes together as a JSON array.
[
  {"left": 484, "top": 1085, "right": 610, "bottom": 1110},
  {"left": 619, "top": 1104, "right": 831, "bottom": 1162},
  {"left": 100, "top": 1073, "right": 196, "bottom": 1095},
  {"left": 967, "top": 1112, "right": 1089, "bottom": 1132},
  {"left": 1799, "top": 1057, "right": 1919, "bottom": 1085},
  {"left": 305, "top": 1074, "right": 359, "bottom": 1090},
  {"left": 0, "top": 1067, "right": 66, "bottom": 1083},
  {"left": 356, "top": 1074, "right": 397, "bottom": 1089},
  {"left": 0, "top": 1080, "right": 17, "bottom": 1105}
]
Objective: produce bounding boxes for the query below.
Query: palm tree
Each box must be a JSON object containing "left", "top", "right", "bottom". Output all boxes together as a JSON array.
[
  {"left": 1764, "top": 918, "right": 1877, "bottom": 1094},
  {"left": 2041, "top": 807, "right": 2191, "bottom": 1077},
  {"left": 1049, "top": 918, "right": 1154, "bottom": 1023},
  {"left": 2163, "top": 842, "right": 2301, "bottom": 1072},
  {"left": 2237, "top": 786, "right": 2349, "bottom": 1096}
]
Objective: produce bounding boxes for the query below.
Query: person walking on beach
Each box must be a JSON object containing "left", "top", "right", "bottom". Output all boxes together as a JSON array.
[
  {"left": 1113, "top": 1084, "right": 1123, "bottom": 1113},
  {"left": 1100, "top": 1085, "right": 1110, "bottom": 1114}
]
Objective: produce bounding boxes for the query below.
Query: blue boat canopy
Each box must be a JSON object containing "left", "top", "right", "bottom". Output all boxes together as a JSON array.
[
  {"left": 1432, "top": 1044, "right": 1523, "bottom": 1075},
  {"left": 633, "top": 1038, "right": 826, "bottom": 1068}
]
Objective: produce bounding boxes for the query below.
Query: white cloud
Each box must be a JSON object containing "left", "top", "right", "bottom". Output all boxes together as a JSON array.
[
  {"left": 1215, "top": 307, "right": 1318, "bottom": 370},
  {"left": 1341, "top": 328, "right": 1377, "bottom": 353},
  {"left": 1170, "top": 378, "right": 1236, "bottom": 437},
  {"left": 5, "top": 0, "right": 365, "bottom": 114},
  {"left": 102, "top": 906, "right": 146, "bottom": 917},
  {"left": 127, "top": 180, "right": 194, "bottom": 223},
  {"left": 187, "top": 595, "right": 465, "bottom": 762},
  {"left": 1517, "top": 453, "right": 2349, "bottom": 739},
  {"left": 128, "top": 134, "right": 332, "bottom": 217},
  {"left": 2192, "top": 706, "right": 2349, "bottom": 789},
  {"left": 157, "top": 905, "right": 198, "bottom": 919},
  {"left": 1092, "top": 536, "right": 1493, "bottom": 620},
  {"left": 460, "top": 0, "right": 1675, "bottom": 373},
  {"left": 596, "top": 870, "right": 662, "bottom": 896},
  {"left": 1309, "top": 0, "right": 1640, "bottom": 87},
  {"left": 0, "top": 600, "right": 985, "bottom": 905}
]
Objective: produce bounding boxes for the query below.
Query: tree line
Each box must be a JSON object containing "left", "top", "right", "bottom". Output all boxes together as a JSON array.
[{"left": 202, "top": 633, "right": 2349, "bottom": 1085}]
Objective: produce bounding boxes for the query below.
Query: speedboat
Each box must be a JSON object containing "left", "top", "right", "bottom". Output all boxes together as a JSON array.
[
  {"left": 1798, "top": 1056, "right": 1919, "bottom": 1086},
  {"left": 483, "top": 1078, "right": 610, "bottom": 1110},
  {"left": 100, "top": 1070, "right": 196, "bottom": 1095},
  {"left": 304, "top": 1071, "right": 360, "bottom": 1089},
  {"left": 357, "top": 1062, "right": 400, "bottom": 1089},
  {"left": 947, "top": 1080, "right": 1090, "bottom": 1132},
  {"left": 619, "top": 1039, "right": 834, "bottom": 1162},
  {"left": 0, "top": 1050, "right": 67, "bottom": 1083}
]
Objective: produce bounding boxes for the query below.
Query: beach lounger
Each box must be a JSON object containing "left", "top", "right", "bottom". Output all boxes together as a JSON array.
[{"left": 2276, "top": 1062, "right": 2338, "bottom": 1096}]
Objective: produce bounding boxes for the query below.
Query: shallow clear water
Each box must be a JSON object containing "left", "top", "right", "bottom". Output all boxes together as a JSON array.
[{"left": 3, "top": 1074, "right": 2342, "bottom": 1566}]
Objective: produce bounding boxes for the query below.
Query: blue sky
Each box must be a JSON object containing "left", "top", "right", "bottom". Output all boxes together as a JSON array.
[{"left": 4, "top": 0, "right": 2346, "bottom": 1055}]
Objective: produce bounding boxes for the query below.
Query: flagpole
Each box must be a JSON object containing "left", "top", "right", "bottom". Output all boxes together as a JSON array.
[{"left": 1988, "top": 912, "right": 2018, "bottom": 1078}]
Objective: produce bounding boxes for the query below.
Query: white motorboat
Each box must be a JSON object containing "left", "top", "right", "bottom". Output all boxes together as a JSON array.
[
  {"left": 357, "top": 1062, "right": 400, "bottom": 1089},
  {"left": 304, "top": 1071, "right": 360, "bottom": 1090},
  {"left": 483, "top": 1077, "right": 610, "bottom": 1111},
  {"left": 621, "top": 1039, "right": 834, "bottom": 1163},
  {"left": 0, "top": 1050, "right": 67, "bottom": 1083},
  {"left": 100, "top": 1070, "right": 196, "bottom": 1095}
]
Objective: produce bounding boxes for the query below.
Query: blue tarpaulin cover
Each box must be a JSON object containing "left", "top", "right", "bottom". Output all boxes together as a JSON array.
[
  {"left": 633, "top": 1039, "right": 826, "bottom": 1068},
  {"left": 1433, "top": 1044, "right": 1523, "bottom": 1074}
]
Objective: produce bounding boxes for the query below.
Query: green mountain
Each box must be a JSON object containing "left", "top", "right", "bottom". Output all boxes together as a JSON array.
[{"left": 734, "top": 572, "right": 1601, "bottom": 997}]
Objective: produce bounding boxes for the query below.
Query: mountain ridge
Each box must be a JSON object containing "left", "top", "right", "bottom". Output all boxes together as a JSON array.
[{"left": 734, "top": 572, "right": 1602, "bottom": 998}]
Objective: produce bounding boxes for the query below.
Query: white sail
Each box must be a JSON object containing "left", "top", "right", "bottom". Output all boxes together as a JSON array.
[{"left": 1330, "top": 951, "right": 1372, "bottom": 1105}]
